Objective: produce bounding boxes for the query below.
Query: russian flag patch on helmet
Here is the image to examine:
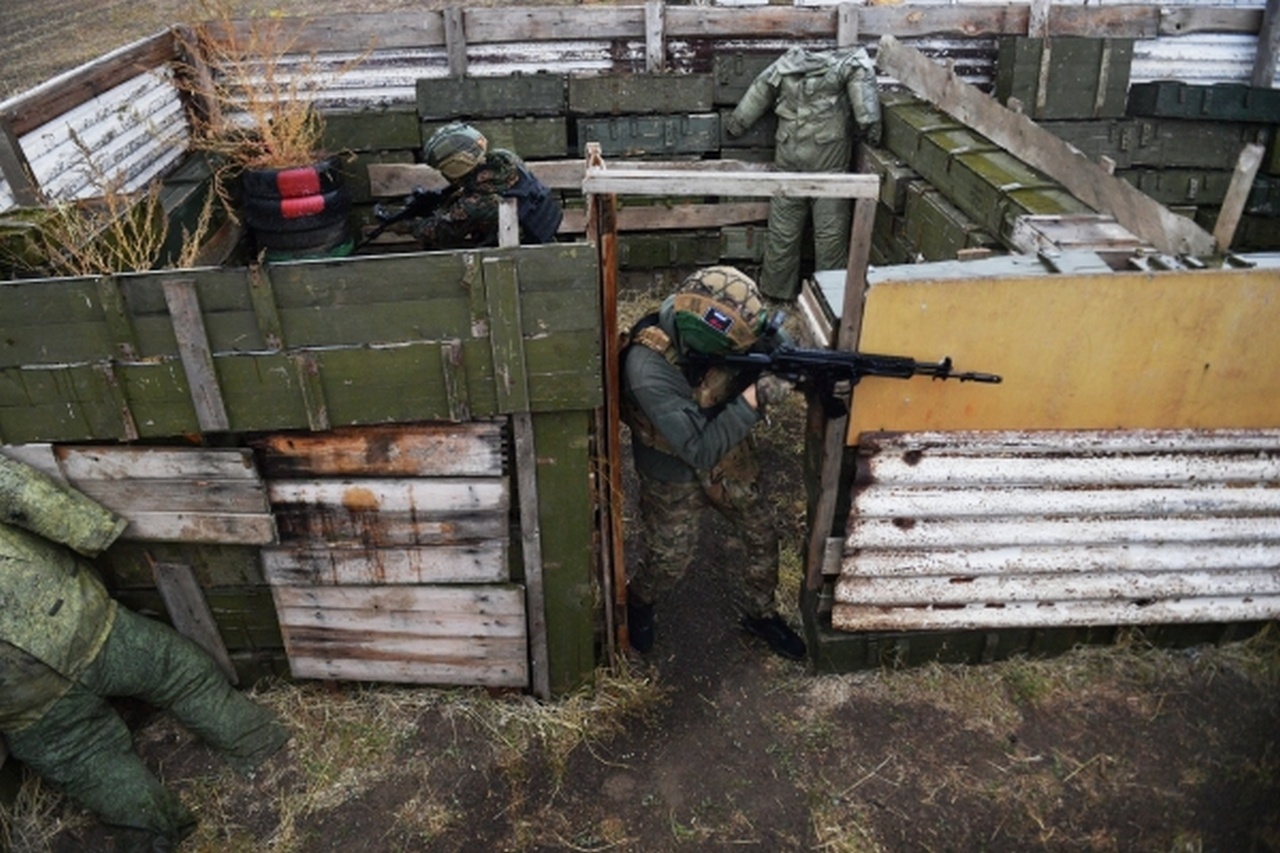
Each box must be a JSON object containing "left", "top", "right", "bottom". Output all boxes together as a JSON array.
[{"left": 702, "top": 306, "right": 734, "bottom": 333}]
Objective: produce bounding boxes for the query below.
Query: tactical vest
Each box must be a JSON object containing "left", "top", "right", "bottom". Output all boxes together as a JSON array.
[
  {"left": 504, "top": 165, "right": 563, "bottom": 244},
  {"left": 620, "top": 314, "right": 740, "bottom": 455}
]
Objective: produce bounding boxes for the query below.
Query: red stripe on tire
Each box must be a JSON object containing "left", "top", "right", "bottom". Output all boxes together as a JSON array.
[
  {"left": 275, "top": 167, "right": 322, "bottom": 198},
  {"left": 280, "top": 195, "right": 327, "bottom": 218}
]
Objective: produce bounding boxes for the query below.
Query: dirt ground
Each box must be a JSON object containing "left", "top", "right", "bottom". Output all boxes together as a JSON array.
[{"left": 3, "top": 5, "right": 1280, "bottom": 853}]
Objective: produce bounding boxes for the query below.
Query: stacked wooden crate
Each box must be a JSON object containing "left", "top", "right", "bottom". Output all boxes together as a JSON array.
[{"left": 1037, "top": 78, "right": 1280, "bottom": 250}]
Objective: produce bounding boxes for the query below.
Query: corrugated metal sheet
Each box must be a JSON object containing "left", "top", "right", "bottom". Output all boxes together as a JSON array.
[
  {"left": 20, "top": 67, "right": 188, "bottom": 203},
  {"left": 832, "top": 429, "right": 1280, "bottom": 632}
]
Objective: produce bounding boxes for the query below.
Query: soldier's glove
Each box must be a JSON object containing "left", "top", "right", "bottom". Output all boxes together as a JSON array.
[{"left": 755, "top": 374, "right": 795, "bottom": 412}]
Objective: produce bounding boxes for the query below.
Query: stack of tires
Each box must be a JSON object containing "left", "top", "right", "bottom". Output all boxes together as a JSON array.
[{"left": 241, "top": 157, "right": 354, "bottom": 260}]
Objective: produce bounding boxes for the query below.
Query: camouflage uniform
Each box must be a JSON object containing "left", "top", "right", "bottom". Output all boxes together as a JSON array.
[
  {"left": 0, "top": 456, "right": 287, "bottom": 850},
  {"left": 414, "top": 148, "right": 526, "bottom": 249},
  {"left": 726, "top": 47, "right": 882, "bottom": 300},
  {"left": 621, "top": 270, "right": 780, "bottom": 619}
]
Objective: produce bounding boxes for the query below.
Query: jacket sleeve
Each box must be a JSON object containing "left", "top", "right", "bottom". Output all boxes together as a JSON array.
[
  {"left": 845, "top": 50, "right": 883, "bottom": 145},
  {"left": 0, "top": 455, "right": 125, "bottom": 557},
  {"left": 725, "top": 59, "right": 783, "bottom": 137},
  {"left": 625, "top": 348, "right": 760, "bottom": 471}
]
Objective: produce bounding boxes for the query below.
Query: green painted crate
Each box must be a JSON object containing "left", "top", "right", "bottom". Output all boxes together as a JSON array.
[
  {"left": 902, "top": 182, "right": 1000, "bottom": 261},
  {"left": 1126, "top": 81, "right": 1280, "bottom": 123},
  {"left": 568, "top": 73, "right": 714, "bottom": 115},
  {"left": 417, "top": 74, "right": 568, "bottom": 119},
  {"left": 1043, "top": 118, "right": 1275, "bottom": 171},
  {"left": 995, "top": 36, "right": 1133, "bottom": 120},
  {"left": 421, "top": 116, "right": 569, "bottom": 159},
  {"left": 576, "top": 114, "right": 720, "bottom": 157}
]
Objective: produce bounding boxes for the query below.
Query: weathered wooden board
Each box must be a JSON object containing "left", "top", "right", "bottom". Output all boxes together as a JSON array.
[
  {"left": 262, "top": 543, "right": 508, "bottom": 586},
  {"left": 272, "top": 583, "right": 528, "bottom": 687},
  {"left": 252, "top": 422, "right": 505, "bottom": 478}
]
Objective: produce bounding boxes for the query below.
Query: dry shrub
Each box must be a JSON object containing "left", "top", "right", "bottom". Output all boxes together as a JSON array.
[{"left": 175, "top": 0, "right": 365, "bottom": 170}]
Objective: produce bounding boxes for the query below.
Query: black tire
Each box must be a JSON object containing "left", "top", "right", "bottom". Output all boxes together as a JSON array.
[
  {"left": 244, "top": 188, "right": 352, "bottom": 233},
  {"left": 243, "top": 187, "right": 352, "bottom": 225},
  {"left": 241, "top": 158, "right": 344, "bottom": 200},
  {"left": 252, "top": 218, "right": 352, "bottom": 252}
]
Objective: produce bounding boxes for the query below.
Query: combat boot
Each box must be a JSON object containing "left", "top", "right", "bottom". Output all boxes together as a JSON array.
[
  {"left": 626, "top": 588, "right": 655, "bottom": 653},
  {"left": 741, "top": 613, "right": 806, "bottom": 661}
]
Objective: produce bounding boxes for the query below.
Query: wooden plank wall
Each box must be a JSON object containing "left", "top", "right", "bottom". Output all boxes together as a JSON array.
[
  {"left": 0, "top": 247, "right": 601, "bottom": 445},
  {"left": 254, "top": 422, "right": 530, "bottom": 688}
]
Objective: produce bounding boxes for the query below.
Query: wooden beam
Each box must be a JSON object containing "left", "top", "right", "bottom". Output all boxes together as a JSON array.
[
  {"left": 0, "top": 119, "right": 40, "bottom": 206},
  {"left": 152, "top": 560, "right": 239, "bottom": 684},
  {"left": 645, "top": 0, "right": 666, "bottom": 73},
  {"left": 805, "top": 196, "right": 876, "bottom": 592},
  {"left": 875, "top": 35, "right": 1217, "bottom": 257},
  {"left": 1028, "top": 0, "right": 1050, "bottom": 37},
  {"left": 162, "top": 278, "right": 231, "bottom": 432},
  {"left": 583, "top": 168, "right": 879, "bottom": 199},
  {"left": 1253, "top": 0, "right": 1280, "bottom": 87},
  {"left": 1213, "top": 143, "right": 1267, "bottom": 252},
  {"left": 445, "top": 7, "right": 467, "bottom": 78},
  {"left": 837, "top": 4, "right": 859, "bottom": 47}
]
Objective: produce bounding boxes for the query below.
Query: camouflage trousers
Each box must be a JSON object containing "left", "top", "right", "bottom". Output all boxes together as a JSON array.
[
  {"left": 759, "top": 195, "right": 853, "bottom": 301},
  {"left": 6, "top": 606, "right": 288, "bottom": 847},
  {"left": 629, "top": 440, "right": 780, "bottom": 619}
]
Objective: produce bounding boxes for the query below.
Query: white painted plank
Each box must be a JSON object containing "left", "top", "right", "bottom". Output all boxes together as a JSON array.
[
  {"left": 271, "top": 583, "right": 525, "bottom": 616},
  {"left": 275, "top": 605, "right": 527, "bottom": 638},
  {"left": 56, "top": 446, "right": 260, "bottom": 481},
  {"left": 582, "top": 167, "right": 880, "bottom": 199},
  {"left": 120, "top": 511, "right": 277, "bottom": 545},
  {"left": 288, "top": 655, "right": 527, "bottom": 688},
  {"left": 848, "top": 541, "right": 1280, "bottom": 577},
  {"left": 832, "top": 596, "right": 1280, "bottom": 632},
  {"left": 835, "top": 569, "right": 1280, "bottom": 605},
  {"left": 847, "top": 515, "right": 1280, "bottom": 550},
  {"left": 862, "top": 452, "right": 1280, "bottom": 487},
  {"left": 267, "top": 478, "right": 508, "bottom": 513},
  {"left": 253, "top": 422, "right": 505, "bottom": 478},
  {"left": 262, "top": 544, "right": 508, "bottom": 586},
  {"left": 853, "top": 485, "right": 1280, "bottom": 518}
]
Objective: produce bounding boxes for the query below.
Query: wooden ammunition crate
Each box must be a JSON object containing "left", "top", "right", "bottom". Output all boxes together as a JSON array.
[
  {"left": 902, "top": 183, "right": 1000, "bottom": 261},
  {"left": 417, "top": 74, "right": 568, "bottom": 119},
  {"left": 421, "top": 116, "right": 570, "bottom": 159},
  {"left": 1126, "top": 81, "right": 1280, "bottom": 123},
  {"left": 576, "top": 114, "right": 721, "bottom": 157},
  {"left": 995, "top": 36, "right": 1133, "bottom": 120},
  {"left": 713, "top": 52, "right": 781, "bottom": 105},
  {"left": 568, "top": 73, "right": 715, "bottom": 115},
  {"left": 1043, "top": 118, "right": 1275, "bottom": 172}
]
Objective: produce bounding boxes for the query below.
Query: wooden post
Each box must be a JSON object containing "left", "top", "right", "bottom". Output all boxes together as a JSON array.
[
  {"left": 837, "top": 4, "right": 860, "bottom": 48},
  {"left": 152, "top": 560, "right": 239, "bottom": 685},
  {"left": 1213, "top": 143, "right": 1267, "bottom": 252},
  {"left": 804, "top": 195, "right": 875, "bottom": 592},
  {"left": 162, "top": 278, "right": 231, "bottom": 432},
  {"left": 489, "top": 223, "right": 551, "bottom": 700},
  {"left": 1029, "top": 0, "right": 1052, "bottom": 38},
  {"left": 445, "top": 6, "right": 468, "bottom": 78},
  {"left": 0, "top": 119, "right": 39, "bottom": 206},
  {"left": 645, "top": 0, "right": 666, "bottom": 73},
  {"left": 584, "top": 143, "right": 626, "bottom": 661},
  {"left": 1253, "top": 0, "right": 1280, "bottom": 87}
]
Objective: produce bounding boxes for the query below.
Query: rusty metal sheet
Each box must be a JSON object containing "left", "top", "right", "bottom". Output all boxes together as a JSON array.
[{"left": 832, "top": 428, "right": 1280, "bottom": 633}]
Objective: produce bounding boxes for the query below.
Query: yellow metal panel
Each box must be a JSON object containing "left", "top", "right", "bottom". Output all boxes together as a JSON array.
[{"left": 848, "top": 268, "right": 1280, "bottom": 444}]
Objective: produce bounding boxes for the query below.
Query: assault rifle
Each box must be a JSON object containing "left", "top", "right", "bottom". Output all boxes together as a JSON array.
[
  {"left": 355, "top": 186, "right": 445, "bottom": 250},
  {"left": 686, "top": 334, "right": 1001, "bottom": 418}
]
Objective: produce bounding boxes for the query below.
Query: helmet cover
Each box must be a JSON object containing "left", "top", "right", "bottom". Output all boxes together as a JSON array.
[
  {"left": 671, "top": 265, "right": 767, "bottom": 354},
  {"left": 424, "top": 123, "right": 488, "bottom": 181}
]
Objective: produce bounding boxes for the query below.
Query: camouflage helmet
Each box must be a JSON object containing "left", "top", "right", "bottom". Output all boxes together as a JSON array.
[
  {"left": 671, "top": 265, "right": 768, "bottom": 354},
  {"left": 424, "top": 123, "right": 488, "bottom": 181}
]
